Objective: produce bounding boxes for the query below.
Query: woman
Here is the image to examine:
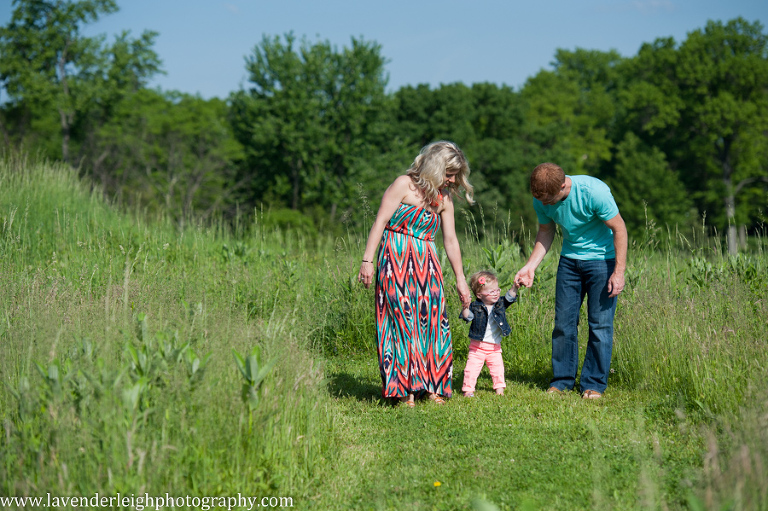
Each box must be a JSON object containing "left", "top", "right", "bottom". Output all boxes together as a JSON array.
[{"left": 358, "top": 141, "right": 473, "bottom": 406}]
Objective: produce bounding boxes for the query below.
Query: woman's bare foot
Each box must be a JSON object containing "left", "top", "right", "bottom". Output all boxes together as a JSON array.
[{"left": 400, "top": 394, "right": 415, "bottom": 407}]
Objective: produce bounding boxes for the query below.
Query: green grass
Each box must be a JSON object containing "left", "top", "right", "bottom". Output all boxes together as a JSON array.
[
  {"left": 0, "top": 155, "right": 338, "bottom": 501},
  {"left": 318, "top": 357, "right": 705, "bottom": 510},
  {"left": 1, "top": 154, "right": 767, "bottom": 510}
]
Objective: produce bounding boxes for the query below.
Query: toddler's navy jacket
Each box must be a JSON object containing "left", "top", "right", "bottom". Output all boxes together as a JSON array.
[{"left": 459, "top": 291, "right": 517, "bottom": 341}]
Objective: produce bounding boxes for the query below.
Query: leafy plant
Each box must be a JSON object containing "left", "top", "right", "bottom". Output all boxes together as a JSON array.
[
  {"left": 233, "top": 345, "right": 276, "bottom": 411},
  {"left": 185, "top": 348, "right": 212, "bottom": 389},
  {"left": 4, "top": 376, "right": 37, "bottom": 423},
  {"left": 35, "top": 360, "right": 68, "bottom": 402},
  {"left": 124, "top": 342, "right": 158, "bottom": 382},
  {"left": 481, "top": 241, "right": 521, "bottom": 288},
  {"left": 156, "top": 330, "right": 189, "bottom": 364},
  {"left": 122, "top": 377, "right": 148, "bottom": 412},
  {"left": 222, "top": 241, "right": 252, "bottom": 264}
]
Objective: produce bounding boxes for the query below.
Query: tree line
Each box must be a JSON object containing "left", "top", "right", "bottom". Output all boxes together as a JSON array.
[{"left": 1, "top": 0, "right": 767, "bottom": 252}]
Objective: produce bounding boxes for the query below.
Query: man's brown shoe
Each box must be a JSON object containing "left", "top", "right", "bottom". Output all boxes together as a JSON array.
[
  {"left": 546, "top": 386, "right": 563, "bottom": 394},
  {"left": 582, "top": 390, "right": 602, "bottom": 399}
]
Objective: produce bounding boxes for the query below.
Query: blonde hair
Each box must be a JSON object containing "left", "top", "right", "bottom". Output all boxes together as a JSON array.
[
  {"left": 530, "top": 162, "right": 566, "bottom": 199},
  {"left": 468, "top": 270, "right": 498, "bottom": 297},
  {"left": 406, "top": 141, "right": 474, "bottom": 206}
]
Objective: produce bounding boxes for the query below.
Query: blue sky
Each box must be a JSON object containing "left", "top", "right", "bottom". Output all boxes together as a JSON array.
[{"left": 2, "top": 0, "right": 766, "bottom": 99}]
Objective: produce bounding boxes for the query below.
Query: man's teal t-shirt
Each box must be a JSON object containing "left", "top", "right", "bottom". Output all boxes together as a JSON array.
[{"left": 533, "top": 175, "right": 619, "bottom": 260}]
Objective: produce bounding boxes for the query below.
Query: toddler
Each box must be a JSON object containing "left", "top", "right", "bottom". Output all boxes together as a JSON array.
[{"left": 459, "top": 270, "right": 518, "bottom": 397}]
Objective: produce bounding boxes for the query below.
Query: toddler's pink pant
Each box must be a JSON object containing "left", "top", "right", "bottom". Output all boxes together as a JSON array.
[{"left": 462, "top": 340, "right": 506, "bottom": 392}]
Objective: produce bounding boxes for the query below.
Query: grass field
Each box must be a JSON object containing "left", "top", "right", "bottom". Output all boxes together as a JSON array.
[{"left": 1, "top": 155, "right": 767, "bottom": 510}]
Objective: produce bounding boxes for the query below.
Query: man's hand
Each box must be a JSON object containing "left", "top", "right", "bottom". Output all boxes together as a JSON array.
[
  {"left": 607, "top": 271, "right": 625, "bottom": 298},
  {"left": 514, "top": 267, "right": 535, "bottom": 288}
]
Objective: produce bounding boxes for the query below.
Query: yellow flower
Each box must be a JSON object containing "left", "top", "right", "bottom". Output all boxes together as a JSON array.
[{"left": 434, "top": 481, "right": 442, "bottom": 487}]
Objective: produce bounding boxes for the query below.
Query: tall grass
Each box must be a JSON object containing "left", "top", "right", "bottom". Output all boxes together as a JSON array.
[
  {"left": 2, "top": 154, "right": 766, "bottom": 509},
  {"left": 0, "top": 155, "right": 336, "bottom": 500}
]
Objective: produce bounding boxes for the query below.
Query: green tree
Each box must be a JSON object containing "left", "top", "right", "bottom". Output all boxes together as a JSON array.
[
  {"left": 620, "top": 18, "right": 768, "bottom": 253},
  {"left": 230, "top": 33, "right": 393, "bottom": 222},
  {"left": 88, "top": 89, "right": 243, "bottom": 222},
  {"left": 520, "top": 48, "right": 624, "bottom": 177},
  {"left": 392, "top": 83, "right": 437, "bottom": 150},
  {"left": 0, "top": 0, "right": 161, "bottom": 163},
  {"left": 609, "top": 132, "right": 693, "bottom": 240},
  {"left": 463, "top": 83, "right": 540, "bottom": 234},
  {"left": 393, "top": 82, "right": 538, "bottom": 235}
]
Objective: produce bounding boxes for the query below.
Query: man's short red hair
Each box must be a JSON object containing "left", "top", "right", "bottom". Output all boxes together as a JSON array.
[{"left": 530, "top": 163, "right": 565, "bottom": 198}]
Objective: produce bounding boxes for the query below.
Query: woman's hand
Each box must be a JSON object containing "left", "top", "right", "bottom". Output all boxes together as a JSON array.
[
  {"left": 358, "top": 260, "right": 375, "bottom": 289},
  {"left": 456, "top": 279, "right": 471, "bottom": 308}
]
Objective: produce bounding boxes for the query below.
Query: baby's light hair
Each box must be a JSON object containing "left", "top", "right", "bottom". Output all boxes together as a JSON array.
[
  {"left": 406, "top": 141, "right": 475, "bottom": 206},
  {"left": 468, "top": 270, "right": 498, "bottom": 297}
]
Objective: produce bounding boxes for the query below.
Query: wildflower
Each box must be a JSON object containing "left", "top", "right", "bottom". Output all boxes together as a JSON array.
[{"left": 434, "top": 481, "right": 441, "bottom": 487}]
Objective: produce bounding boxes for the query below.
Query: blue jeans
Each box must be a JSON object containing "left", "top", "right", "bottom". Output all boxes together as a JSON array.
[{"left": 550, "top": 256, "right": 617, "bottom": 393}]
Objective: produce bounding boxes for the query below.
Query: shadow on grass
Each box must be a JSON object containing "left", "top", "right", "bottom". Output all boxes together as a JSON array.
[
  {"left": 454, "top": 359, "right": 552, "bottom": 392},
  {"left": 326, "top": 360, "right": 551, "bottom": 402},
  {"left": 327, "top": 371, "right": 383, "bottom": 402},
  {"left": 506, "top": 367, "right": 552, "bottom": 390}
]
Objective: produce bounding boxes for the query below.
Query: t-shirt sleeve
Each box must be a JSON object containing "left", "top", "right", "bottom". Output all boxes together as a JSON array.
[
  {"left": 533, "top": 197, "right": 553, "bottom": 224},
  {"left": 590, "top": 181, "right": 620, "bottom": 221}
]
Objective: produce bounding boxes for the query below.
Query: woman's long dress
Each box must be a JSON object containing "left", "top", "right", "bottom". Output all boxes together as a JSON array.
[{"left": 376, "top": 203, "right": 452, "bottom": 398}]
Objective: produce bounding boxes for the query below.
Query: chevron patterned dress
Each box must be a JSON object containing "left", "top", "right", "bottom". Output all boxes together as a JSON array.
[{"left": 376, "top": 203, "right": 452, "bottom": 399}]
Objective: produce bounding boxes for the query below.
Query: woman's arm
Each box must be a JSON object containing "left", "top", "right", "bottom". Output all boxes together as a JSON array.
[
  {"left": 358, "top": 176, "right": 410, "bottom": 288},
  {"left": 440, "top": 194, "right": 471, "bottom": 307}
]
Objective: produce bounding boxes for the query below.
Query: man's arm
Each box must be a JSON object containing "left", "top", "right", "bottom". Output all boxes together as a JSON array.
[
  {"left": 604, "top": 213, "right": 627, "bottom": 298},
  {"left": 514, "top": 222, "right": 556, "bottom": 288}
]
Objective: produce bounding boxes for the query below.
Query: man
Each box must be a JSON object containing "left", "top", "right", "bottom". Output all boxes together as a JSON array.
[{"left": 514, "top": 163, "right": 627, "bottom": 399}]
